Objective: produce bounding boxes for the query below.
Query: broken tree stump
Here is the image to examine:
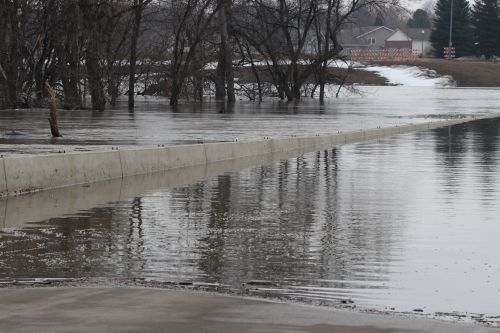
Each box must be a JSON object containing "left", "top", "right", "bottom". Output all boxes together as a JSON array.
[{"left": 45, "top": 81, "right": 62, "bottom": 137}]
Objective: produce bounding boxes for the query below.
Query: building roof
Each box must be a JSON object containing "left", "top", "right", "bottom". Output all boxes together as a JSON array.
[
  {"left": 356, "top": 26, "right": 395, "bottom": 38},
  {"left": 338, "top": 26, "right": 395, "bottom": 46},
  {"left": 386, "top": 28, "right": 431, "bottom": 43},
  {"left": 401, "top": 28, "right": 431, "bottom": 40},
  {"left": 386, "top": 29, "right": 411, "bottom": 42}
]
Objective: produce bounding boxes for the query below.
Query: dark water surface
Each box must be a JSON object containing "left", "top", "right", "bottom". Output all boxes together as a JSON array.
[
  {"left": 1, "top": 86, "right": 500, "bottom": 155},
  {"left": 1, "top": 119, "right": 500, "bottom": 325}
]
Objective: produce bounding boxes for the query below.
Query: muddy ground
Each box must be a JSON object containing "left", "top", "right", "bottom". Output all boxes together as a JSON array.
[{"left": 233, "top": 66, "right": 388, "bottom": 86}]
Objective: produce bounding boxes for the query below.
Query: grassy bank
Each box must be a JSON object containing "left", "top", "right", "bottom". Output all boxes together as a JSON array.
[{"left": 377, "top": 59, "right": 500, "bottom": 87}]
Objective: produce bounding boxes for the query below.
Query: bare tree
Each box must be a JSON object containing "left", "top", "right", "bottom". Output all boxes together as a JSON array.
[
  {"left": 215, "top": 0, "right": 235, "bottom": 102},
  {"left": 168, "top": 0, "right": 220, "bottom": 105},
  {"left": 128, "top": 0, "right": 153, "bottom": 109},
  {"left": 0, "top": 0, "right": 22, "bottom": 108},
  {"left": 0, "top": 0, "right": 399, "bottom": 110},
  {"left": 61, "top": 1, "right": 83, "bottom": 109},
  {"left": 234, "top": 0, "right": 397, "bottom": 102}
]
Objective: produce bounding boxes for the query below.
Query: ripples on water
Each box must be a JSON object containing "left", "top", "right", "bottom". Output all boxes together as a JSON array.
[
  {"left": 0, "top": 119, "right": 500, "bottom": 323},
  {"left": 1, "top": 86, "right": 500, "bottom": 155}
]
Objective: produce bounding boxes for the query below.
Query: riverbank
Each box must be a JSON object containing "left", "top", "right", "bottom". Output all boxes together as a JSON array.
[
  {"left": 0, "top": 287, "right": 495, "bottom": 333},
  {"left": 375, "top": 59, "right": 500, "bottom": 87},
  {"left": 234, "top": 66, "right": 389, "bottom": 86}
]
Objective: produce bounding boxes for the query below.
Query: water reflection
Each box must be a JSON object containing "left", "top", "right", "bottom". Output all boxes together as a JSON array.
[{"left": 0, "top": 119, "right": 500, "bottom": 321}]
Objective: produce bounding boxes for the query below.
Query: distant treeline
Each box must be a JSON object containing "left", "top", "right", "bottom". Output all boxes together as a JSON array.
[
  {"left": 431, "top": 0, "right": 500, "bottom": 58},
  {"left": 0, "top": 0, "right": 400, "bottom": 110}
]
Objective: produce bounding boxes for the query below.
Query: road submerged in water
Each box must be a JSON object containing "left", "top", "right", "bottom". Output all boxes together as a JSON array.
[
  {"left": 1, "top": 118, "right": 500, "bottom": 328},
  {"left": 1, "top": 86, "right": 500, "bottom": 329},
  {"left": 1, "top": 86, "right": 500, "bottom": 155}
]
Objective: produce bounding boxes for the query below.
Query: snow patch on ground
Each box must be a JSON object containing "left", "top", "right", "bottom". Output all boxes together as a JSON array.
[{"left": 362, "top": 65, "right": 455, "bottom": 87}]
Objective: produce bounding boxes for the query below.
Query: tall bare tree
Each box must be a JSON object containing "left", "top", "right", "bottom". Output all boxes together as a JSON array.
[
  {"left": 128, "top": 0, "right": 153, "bottom": 109},
  {"left": 168, "top": 0, "right": 220, "bottom": 105},
  {"left": 215, "top": 0, "right": 235, "bottom": 102}
]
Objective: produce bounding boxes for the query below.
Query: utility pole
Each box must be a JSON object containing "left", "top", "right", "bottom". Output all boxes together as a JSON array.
[
  {"left": 421, "top": 30, "right": 425, "bottom": 56},
  {"left": 449, "top": 0, "right": 454, "bottom": 48}
]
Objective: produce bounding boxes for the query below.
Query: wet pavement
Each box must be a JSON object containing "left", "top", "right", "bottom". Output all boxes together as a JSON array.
[
  {"left": 0, "top": 288, "right": 496, "bottom": 333},
  {"left": 1, "top": 119, "right": 500, "bottom": 326},
  {"left": 1, "top": 86, "right": 500, "bottom": 155}
]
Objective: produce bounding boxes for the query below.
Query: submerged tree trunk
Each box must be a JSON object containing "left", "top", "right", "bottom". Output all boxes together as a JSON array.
[
  {"left": 80, "top": 0, "right": 106, "bottom": 111},
  {"left": 215, "top": 0, "right": 235, "bottom": 102},
  {"left": 128, "top": 0, "right": 145, "bottom": 109},
  {"left": 0, "top": 1, "right": 21, "bottom": 108},
  {"left": 86, "top": 41, "right": 106, "bottom": 111},
  {"left": 215, "top": 50, "right": 226, "bottom": 100},
  {"left": 62, "top": 1, "right": 81, "bottom": 109},
  {"left": 170, "top": 73, "right": 181, "bottom": 106},
  {"left": 0, "top": 64, "right": 8, "bottom": 109},
  {"left": 45, "top": 81, "right": 62, "bottom": 137},
  {"left": 223, "top": 0, "right": 235, "bottom": 103},
  {"left": 319, "top": 0, "right": 333, "bottom": 102}
]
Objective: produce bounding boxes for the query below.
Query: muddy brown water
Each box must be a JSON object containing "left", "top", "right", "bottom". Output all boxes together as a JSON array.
[
  {"left": 0, "top": 118, "right": 499, "bottom": 326},
  {"left": 1, "top": 86, "right": 500, "bottom": 155}
]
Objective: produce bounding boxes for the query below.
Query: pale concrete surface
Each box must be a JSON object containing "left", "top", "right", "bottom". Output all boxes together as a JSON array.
[
  {"left": 157, "top": 144, "right": 206, "bottom": 170},
  {"left": 0, "top": 288, "right": 495, "bottom": 333},
  {"left": 2, "top": 114, "right": 500, "bottom": 197},
  {"left": 2, "top": 151, "right": 122, "bottom": 195},
  {"left": 205, "top": 142, "right": 237, "bottom": 163},
  {"left": 0, "top": 158, "right": 6, "bottom": 195},
  {"left": 0, "top": 151, "right": 305, "bottom": 228},
  {"left": 119, "top": 148, "right": 160, "bottom": 177}
]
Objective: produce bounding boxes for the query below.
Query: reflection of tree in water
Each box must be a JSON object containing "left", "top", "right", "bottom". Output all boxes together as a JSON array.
[
  {"left": 433, "top": 124, "right": 468, "bottom": 194},
  {"left": 198, "top": 175, "right": 232, "bottom": 279},
  {"left": 194, "top": 156, "right": 324, "bottom": 285},
  {"left": 6, "top": 196, "right": 153, "bottom": 279},
  {"left": 125, "top": 197, "right": 145, "bottom": 274},
  {"left": 317, "top": 149, "right": 343, "bottom": 279},
  {"left": 317, "top": 146, "right": 396, "bottom": 289},
  {"left": 193, "top": 148, "right": 396, "bottom": 291},
  {"left": 433, "top": 119, "right": 500, "bottom": 199},
  {"left": 0, "top": 206, "right": 118, "bottom": 278},
  {"left": 469, "top": 119, "right": 500, "bottom": 201}
]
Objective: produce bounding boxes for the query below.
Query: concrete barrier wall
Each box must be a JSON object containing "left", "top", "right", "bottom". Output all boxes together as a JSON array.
[
  {"left": 0, "top": 114, "right": 499, "bottom": 197},
  {"left": 157, "top": 144, "right": 207, "bottom": 170},
  {"left": 205, "top": 142, "right": 238, "bottom": 163},
  {"left": 0, "top": 199, "right": 6, "bottom": 227},
  {"left": 2, "top": 151, "right": 121, "bottom": 195},
  {"left": 119, "top": 148, "right": 160, "bottom": 177},
  {"left": 0, "top": 149, "right": 308, "bottom": 228},
  {"left": 0, "top": 159, "right": 6, "bottom": 195},
  {"left": 233, "top": 140, "right": 270, "bottom": 157}
]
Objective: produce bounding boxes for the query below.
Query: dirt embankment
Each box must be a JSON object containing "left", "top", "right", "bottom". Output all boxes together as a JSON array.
[
  {"left": 234, "top": 66, "right": 388, "bottom": 86},
  {"left": 332, "top": 67, "right": 388, "bottom": 85},
  {"left": 376, "top": 59, "right": 500, "bottom": 87}
]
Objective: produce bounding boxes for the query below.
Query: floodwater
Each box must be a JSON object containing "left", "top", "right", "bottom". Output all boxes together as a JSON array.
[
  {"left": 1, "top": 86, "right": 500, "bottom": 155},
  {"left": 1, "top": 118, "right": 500, "bottom": 325}
]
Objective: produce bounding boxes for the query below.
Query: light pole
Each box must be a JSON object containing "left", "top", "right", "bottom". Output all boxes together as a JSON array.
[
  {"left": 421, "top": 29, "right": 425, "bottom": 56},
  {"left": 449, "top": 0, "right": 454, "bottom": 49}
]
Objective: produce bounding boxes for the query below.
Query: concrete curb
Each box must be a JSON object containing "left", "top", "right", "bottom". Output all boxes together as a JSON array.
[{"left": 0, "top": 113, "right": 498, "bottom": 197}]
